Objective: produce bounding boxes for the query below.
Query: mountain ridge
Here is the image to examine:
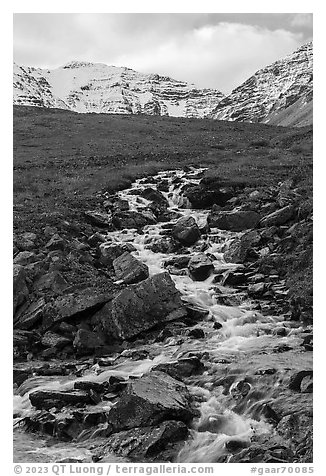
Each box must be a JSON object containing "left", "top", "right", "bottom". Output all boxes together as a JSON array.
[{"left": 13, "top": 41, "right": 313, "bottom": 126}]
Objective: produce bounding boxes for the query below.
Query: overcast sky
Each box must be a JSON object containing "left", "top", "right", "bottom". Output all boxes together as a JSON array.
[{"left": 13, "top": 13, "right": 313, "bottom": 94}]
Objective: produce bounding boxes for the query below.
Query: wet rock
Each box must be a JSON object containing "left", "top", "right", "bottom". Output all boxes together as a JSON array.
[
  {"left": 163, "top": 255, "right": 191, "bottom": 269},
  {"left": 186, "top": 328, "right": 205, "bottom": 339},
  {"left": 152, "top": 357, "right": 205, "bottom": 379},
  {"left": 224, "top": 230, "right": 261, "bottom": 263},
  {"left": 107, "top": 371, "right": 195, "bottom": 431},
  {"left": 188, "top": 253, "right": 214, "bottom": 281},
  {"left": 112, "top": 210, "right": 156, "bottom": 229},
  {"left": 208, "top": 210, "right": 260, "bottom": 232},
  {"left": 73, "top": 329, "right": 107, "bottom": 355},
  {"left": 41, "top": 331, "right": 71, "bottom": 349},
  {"left": 221, "top": 270, "right": 247, "bottom": 286},
  {"left": 45, "top": 234, "right": 66, "bottom": 251},
  {"left": 29, "top": 390, "right": 93, "bottom": 410},
  {"left": 185, "top": 305, "right": 209, "bottom": 323},
  {"left": 141, "top": 187, "right": 169, "bottom": 206},
  {"left": 42, "top": 289, "right": 112, "bottom": 330},
  {"left": 96, "top": 273, "right": 187, "bottom": 340},
  {"left": 155, "top": 328, "right": 174, "bottom": 342},
  {"left": 213, "top": 321, "right": 223, "bottom": 330},
  {"left": 99, "top": 242, "right": 136, "bottom": 266},
  {"left": 301, "top": 334, "right": 313, "bottom": 351},
  {"left": 113, "top": 252, "right": 149, "bottom": 284},
  {"left": 289, "top": 371, "right": 313, "bottom": 393},
  {"left": 13, "top": 264, "right": 29, "bottom": 315},
  {"left": 13, "top": 366, "right": 32, "bottom": 386},
  {"left": 87, "top": 232, "right": 106, "bottom": 247},
  {"left": 147, "top": 237, "right": 181, "bottom": 254},
  {"left": 13, "top": 251, "right": 37, "bottom": 266},
  {"left": 172, "top": 216, "right": 201, "bottom": 246},
  {"left": 183, "top": 184, "right": 233, "bottom": 209},
  {"left": 259, "top": 205, "right": 295, "bottom": 227},
  {"left": 84, "top": 210, "right": 113, "bottom": 228},
  {"left": 101, "top": 420, "right": 188, "bottom": 459}
]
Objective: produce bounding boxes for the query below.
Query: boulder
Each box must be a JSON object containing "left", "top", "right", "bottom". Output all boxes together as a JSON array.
[
  {"left": 183, "top": 184, "right": 233, "bottom": 209},
  {"left": 188, "top": 253, "right": 214, "bottom": 281},
  {"left": 224, "top": 230, "right": 261, "bottom": 264},
  {"left": 41, "top": 331, "right": 71, "bottom": 349},
  {"left": 152, "top": 357, "right": 205, "bottom": 379},
  {"left": 208, "top": 210, "right": 260, "bottom": 232},
  {"left": 289, "top": 371, "right": 313, "bottom": 393},
  {"left": 14, "top": 232, "right": 37, "bottom": 251},
  {"left": 29, "top": 389, "right": 93, "bottom": 410},
  {"left": 14, "top": 298, "right": 46, "bottom": 330},
  {"left": 45, "top": 234, "right": 66, "bottom": 251},
  {"left": 113, "top": 252, "right": 149, "bottom": 284},
  {"left": 13, "top": 251, "right": 37, "bottom": 266},
  {"left": 34, "top": 271, "right": 69, "bottom": 294},
  {"left": 13, "top": 264, "right": 29, "bottom": 315},
  {"left": 172, "top": 216, "right": 201, "bottom": 246},
  {"left": 163, "top": 255, "right": 191, "bottom": 269},
  {"left": 42, "top": 289, "right": 112, "bottom": 330},
  {"left": 259, "top": 205, "right": 295, "bottom": 227},
  {"left": 107, "top": 371, "right": 195, "bottom": 431},
  {"left": 73, "top": 329, "right": 107, "bottom": 355},
  {"left": 112, "top": 210, "right": 156, "bottom": 229},
  {"left": 95, "top": 273, "right": 187, "bottom": 340},
  {"left": 141, "top": 188, "right": 169, "bottom": 207},
  {"left": 99, "top": 242, "right": 136, "bottom": 266},
  {"left": 102, "top": 420, "right": 188, "bottom": 460},
  {"left": 84, "top": 210, "right": 113, "bottom": 228},
  {"left": 147, "top": 237, "right": 181, "bottom": 254}
]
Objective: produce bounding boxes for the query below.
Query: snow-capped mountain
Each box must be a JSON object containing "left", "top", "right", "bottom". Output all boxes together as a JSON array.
[
  {"left": 13, "top": 61, "right": 225, "bottom": 118},
  {"left": 209, "top": 42, "right": 313, "bottom": 127}
]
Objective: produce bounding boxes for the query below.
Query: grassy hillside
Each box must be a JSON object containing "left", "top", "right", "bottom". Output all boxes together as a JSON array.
[{"left": 13, "top": 106, "right": 312, "bottom": 312}]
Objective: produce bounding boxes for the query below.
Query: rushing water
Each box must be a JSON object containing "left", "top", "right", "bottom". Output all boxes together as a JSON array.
[{"left": 13, "top": 167, "right": 309, "bottom": 463}]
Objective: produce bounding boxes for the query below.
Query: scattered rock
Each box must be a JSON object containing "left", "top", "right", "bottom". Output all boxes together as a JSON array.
[
  {"left": 112, "top": 210, "right": 156, "bottom": 229},
  {"left": 188, "top": 253, "right": 214, "bottom": 281},
  {"left": 13, "top": 251, "right": 37, "bottom": 266},
  {"left": 45, "top": 234, "right": 66, "bottom": 251},
  {"left": 99, "top": 242, "right": 136, "bottom": 266},
  {"left": 113, "top": 252, "right": 149, "bottom": 284},
  {"left": 172, "top": 216, "right": 201, "bottom": 246}
]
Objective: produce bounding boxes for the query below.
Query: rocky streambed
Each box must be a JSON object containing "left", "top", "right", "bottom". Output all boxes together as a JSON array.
[{"left": 13, "top": 167, "right": 313, "bottom": 463}]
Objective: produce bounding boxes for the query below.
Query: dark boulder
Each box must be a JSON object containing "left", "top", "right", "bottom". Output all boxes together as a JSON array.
[
  {"left": 188, "top": 253, "right": 214, "bottom": 281},
  {"left": 94, "top": 273, "right": 187, "bottom": 340},
  {"left": 107, "top": 371, "right": 196, "bottom": 431},
  {"left": 152, "top": 357, "right": 205, "bottom": 379},
  {"left": 208, "top": 210, "right": 260, "bottom": 232},
  {"left": 99, "top": 242, "right": 136, "bottom": 266},
  {"left": 41, "top": 331, "right": 71, "bottom": 349},
  {"left": 73, "top": 329, "right": 107, "bottom": 355},
  {"left": 113, "top": 252, "right": 149, "bottom": 284},
  {"left": 141, "top": 188, "right": 169, "bottom": 207},
  {"left": 42, "top": 289, "right": 112, "bottom": 330},
  {"left": 14, "top": 298, "right": 46, "bottom": 330},
  {"left": 224, "top": 230, "right": 261, "bottom": 264},
  {"left": 259, "top": 205, "right": 295, "bottom": 227},
  {"left": 183, "top": 184, "right": 233, "bottom": 209},
  {"left": 45, "top": 234, "right": 66, "bottom": 251},
  {"left": 84, "top": 210, "right": 113, "bottom": 228},
  {"left": 112, "top": 210, "right": 156, "bottom": 229},
  {"left": 147, "top": 237, "right": 181, "bottom": 254},
  {"left": 172, "top": 216, "right": 201, "bottom": 246},
  {"left": 29, "top": 390, "right": 93, "bottom": 410},
  {"left": 101, "top": 420, "right": 188, "bottom": 460}
]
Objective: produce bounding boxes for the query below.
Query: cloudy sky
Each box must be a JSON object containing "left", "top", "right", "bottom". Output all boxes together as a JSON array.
[{"left": 13, "top": 13, "right": 312, "bottom": 93}]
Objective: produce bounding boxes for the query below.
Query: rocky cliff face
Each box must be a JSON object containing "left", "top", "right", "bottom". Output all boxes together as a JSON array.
[
  {"left": 13, "top": 61, "right": 225, "bottom": 118},
  {"left": 209, "top": 42, "right": 313, "bottom": 127}
]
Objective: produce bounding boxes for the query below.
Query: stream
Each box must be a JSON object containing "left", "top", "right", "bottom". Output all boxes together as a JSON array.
[{"left": 13, "top": 167, "right": 311, "bottom": 463}]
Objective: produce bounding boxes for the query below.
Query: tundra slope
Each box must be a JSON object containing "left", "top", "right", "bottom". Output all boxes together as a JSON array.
[
  {"left": 13, "top": 61, "right": 224, "bottom": 118},
  {"left": 210, "top": 42, "right": 313, "bottom": 127}
]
